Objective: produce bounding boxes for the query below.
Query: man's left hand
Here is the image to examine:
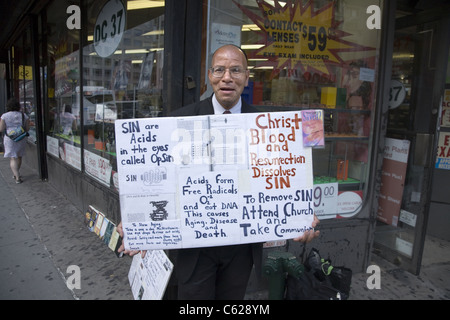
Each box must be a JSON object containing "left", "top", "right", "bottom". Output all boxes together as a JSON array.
[{"left": 292, "top": 215, "right": 320, "bottom": 243}]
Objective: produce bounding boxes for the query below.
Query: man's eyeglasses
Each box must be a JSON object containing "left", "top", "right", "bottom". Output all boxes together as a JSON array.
[{"left": 210, "top": 66, "right": 247, "bottom": 78}]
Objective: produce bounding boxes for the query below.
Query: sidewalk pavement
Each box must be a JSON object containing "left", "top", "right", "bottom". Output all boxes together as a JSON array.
[
  {"left": 0, "top": 156, "right": 449, "bottom": 300},
  {"left": 0, "top": 156, "right": 133, "bottom": 300},
  {"left": 350, "top": 238, "right": 450, "bottom": 300}
]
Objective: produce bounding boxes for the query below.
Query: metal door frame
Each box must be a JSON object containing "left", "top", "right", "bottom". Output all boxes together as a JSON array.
[{"left": 373, "top": 4, "right": 450, "bottom": 275}]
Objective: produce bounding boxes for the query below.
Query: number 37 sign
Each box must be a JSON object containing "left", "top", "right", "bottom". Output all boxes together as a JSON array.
[
  {"left": 388, "top": 80, "right": 406, "bottom": 110},
  {"left": 94, "top": 0, "right": 126, "bottom": 58}
]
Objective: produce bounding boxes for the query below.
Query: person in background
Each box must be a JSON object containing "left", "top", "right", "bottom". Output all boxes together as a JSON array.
[
  {"left": 0, "top": 98, "right": 30, "bottom": 184},
  {"left": 59, "top": 104, "right": 77, "bottom": 136}
]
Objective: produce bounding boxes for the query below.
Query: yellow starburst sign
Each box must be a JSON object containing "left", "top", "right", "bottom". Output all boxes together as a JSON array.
[{"left": 235, "top": 0, "right": 371, "bottom": 76}]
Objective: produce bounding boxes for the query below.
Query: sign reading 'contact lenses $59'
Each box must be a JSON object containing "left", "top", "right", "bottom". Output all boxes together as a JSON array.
[{"left": 93, "top": 0, "right": 126, "bottom": 58}]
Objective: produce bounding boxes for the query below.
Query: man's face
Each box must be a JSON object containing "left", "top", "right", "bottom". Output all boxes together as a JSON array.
[{"left": 208, "top": 46, "right": 249, "bottom": 109}]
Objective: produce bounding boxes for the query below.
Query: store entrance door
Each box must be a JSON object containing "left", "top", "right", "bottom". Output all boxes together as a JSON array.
[{"left": 373, "top": 10, "right": 449, "bottom": 275}]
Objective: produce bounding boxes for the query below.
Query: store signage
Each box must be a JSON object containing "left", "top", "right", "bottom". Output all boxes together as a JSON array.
[
  {"left": 17, "top": 65, "right": 33, "bottom": 80},
  {"left": 46, "top": 136, "right": 59, "bottom": 158},
  {"left": 399, "top": 209, "right": 417, "bottom": 228},
  {"left": 115, "top": 111, "right": 319, "bottom": 250},
  {"left": 84, "top": 149, "right": 113, "bottom": 186},
  {"left": 93, "top": 0, "right": 126, "bottom": 58},
  {"left": 337, "top": 191, "right": 363, "bottom": 218},
  {"left": 65, "top": 143, "right": 82, "bottom": 171},
  {"left": 388, "top": 80, "right": 406, "bottom": 109},
  {"left": 210, "top": 23, "right": 241, "bottom": 54},
  {"left": 377, "top": 138, "right": 410, "bottom": 226},
  {"left": 313, "top": 182, "right": 338, "bottom": 218},
  {"left": 436, "top": 132, "right": 450, "bottom": 170},
  {"left": 234, "top": 0, "right": 374, "bottom": 76},
  {"left": 441, "top": 89, "right": 450, "bottom": 127}
]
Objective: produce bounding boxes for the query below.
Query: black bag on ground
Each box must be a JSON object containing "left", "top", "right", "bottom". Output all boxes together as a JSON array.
[
  {"left": 329, "top": 265, "right": 352, "bottom": 296},
  {"left": 285, "top": 269, "right": 344, "bottom": 300},
  {"left": 285, "top": 248, "right": 352, "bottom": 300}
]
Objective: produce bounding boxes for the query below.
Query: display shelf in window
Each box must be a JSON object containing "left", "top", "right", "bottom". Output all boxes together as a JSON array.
[{"left": 54, "top": 133, "right": 82, "bottom": 145}]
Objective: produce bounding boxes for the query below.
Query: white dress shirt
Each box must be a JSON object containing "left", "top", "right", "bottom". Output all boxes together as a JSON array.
[{"left": 211, "top": 94, "right": 242, "bottom": 115}]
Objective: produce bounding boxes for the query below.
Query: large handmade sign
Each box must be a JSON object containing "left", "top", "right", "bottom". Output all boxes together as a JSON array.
[{"left": 115, "top": 111, "right": 317, "bottom": 250}]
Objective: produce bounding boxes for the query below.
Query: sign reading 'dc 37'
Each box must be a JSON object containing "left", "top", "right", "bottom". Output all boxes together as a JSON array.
[{"left": 94, "top": 0, "right": 126, "bottom": 58}]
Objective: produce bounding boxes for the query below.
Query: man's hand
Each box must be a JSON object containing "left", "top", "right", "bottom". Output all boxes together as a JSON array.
[
  {"left": 292, "top": 215, "right": 320, "bottom": 243},
  {"left": 117, "top": 222, "right": 143, "bottom": 257}
]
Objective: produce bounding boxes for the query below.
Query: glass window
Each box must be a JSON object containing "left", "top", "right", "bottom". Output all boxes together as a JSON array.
[
  {"left": 203, "top": 0, "right": 383, "bottom": 219},
  {"left": 83, "top": 0, "right": 165, "bottom": 189},
  {"left": 10, "top": 29, "right": 36, "bottom": 144},
  {"left": 45, "top": 0, "right": 82, "bottom": 170}
]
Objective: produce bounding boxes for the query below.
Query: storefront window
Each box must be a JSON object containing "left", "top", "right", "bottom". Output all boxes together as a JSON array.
[
  {"left": 203, "top": 0, "right": 383, "bottom": 218},
  {"left": 45, "top": 0, "right": 82, "bottom": 170},
  {"left": 83, "top": 0, "right": 165, "bottom": 190}
]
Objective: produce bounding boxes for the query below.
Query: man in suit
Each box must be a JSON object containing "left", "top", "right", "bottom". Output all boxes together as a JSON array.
[
  {"left": 170, "top": 44, "right": 320, "bottom": 300},
  {"left": 117, "top": 45, "right": 319, "bottom": 300},
  {"left": 118, "top": 44, "right": 319, "bottom": 299}
]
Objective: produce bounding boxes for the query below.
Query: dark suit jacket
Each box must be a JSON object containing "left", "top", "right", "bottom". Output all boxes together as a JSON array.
[
  {"left": 171, "top": 95, "right": 257, "bottom": 117},
  {"left": 171, "top": 96, "right": 263, "bottom": 283}
]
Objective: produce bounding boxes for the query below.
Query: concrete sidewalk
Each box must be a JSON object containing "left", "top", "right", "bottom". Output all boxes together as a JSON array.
[
  {"left": 350, "top": 238, "right": 450, "bottom": 300},
  {"left": 0, "top": 156, "right": 449, "bottom": 300},
  {"left": 0, "top": 156, "right": 133, "bottom": 300}
]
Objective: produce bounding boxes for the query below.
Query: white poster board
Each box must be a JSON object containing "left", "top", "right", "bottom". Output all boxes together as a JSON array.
[{"left": 115, "top": 111, "right": 317, "bottom": 250}]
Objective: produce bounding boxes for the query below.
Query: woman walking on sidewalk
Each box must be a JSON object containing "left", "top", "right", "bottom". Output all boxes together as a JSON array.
[{"left": 0, "top": 98, "right": 30, "bottom": 184}]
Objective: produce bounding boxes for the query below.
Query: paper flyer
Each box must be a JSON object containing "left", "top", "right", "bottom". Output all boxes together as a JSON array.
[{"left": 128, "top": 250, "right": 173, "bottom": 300}]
